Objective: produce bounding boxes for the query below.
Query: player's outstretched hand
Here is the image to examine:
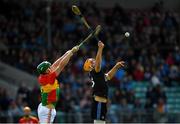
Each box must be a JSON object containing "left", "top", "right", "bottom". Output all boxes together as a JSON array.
[
  {"left": 98, "top": 41, "right": 104, "bottom": 49},
  {"left": 116, "top": 61, "right": 125, "bottom": 68},
  {"left": 71, "top": 45, "right": 79, "bottom": 53}
]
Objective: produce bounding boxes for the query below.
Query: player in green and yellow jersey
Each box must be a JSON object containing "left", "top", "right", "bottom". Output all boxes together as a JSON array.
[{"left": 37, "top": 45, "right": 79, "bottom": 123}]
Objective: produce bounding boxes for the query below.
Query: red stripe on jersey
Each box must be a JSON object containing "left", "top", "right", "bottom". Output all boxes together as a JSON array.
[{"left": 38, "top": 72, "right": 57, "bottom": 85}]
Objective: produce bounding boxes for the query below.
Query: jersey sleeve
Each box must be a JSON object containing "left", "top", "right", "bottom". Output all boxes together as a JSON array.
[{"left": 38, "top": 72, "right": 57, "bottom": 85}]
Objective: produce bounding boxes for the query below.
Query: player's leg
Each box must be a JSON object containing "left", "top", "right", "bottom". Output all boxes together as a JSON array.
[
  {"left": 92, "top": 99, "right": 107, "bottom": 124},
  {"left": 38, "top": 103, "right": 49, "bottom": 123},
  {"left": 50, "top": 108, "right": 56, "bottom": 123},
  {"left": 37, "top": 103, "right": 56, "bottom": 123}
]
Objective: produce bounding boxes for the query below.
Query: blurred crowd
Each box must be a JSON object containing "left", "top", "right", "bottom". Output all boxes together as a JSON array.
[{"left": 0, "top": 0, "right": 179, "bottom": 123}]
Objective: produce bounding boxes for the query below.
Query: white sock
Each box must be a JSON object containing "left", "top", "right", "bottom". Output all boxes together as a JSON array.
[{"left": 94, "top": 120, "right": 106, "bottom": 124}]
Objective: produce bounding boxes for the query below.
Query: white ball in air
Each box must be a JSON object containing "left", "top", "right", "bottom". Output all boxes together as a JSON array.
[{"left": 125, "top": 32, "right": 130, "bottom": 37}]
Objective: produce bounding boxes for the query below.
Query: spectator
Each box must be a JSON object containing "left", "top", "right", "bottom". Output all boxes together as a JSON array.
[
  {"left": 112, "top": 89, "right": 126, "bottom": 104},
  {"left": 151, "top": 71, "right": 161, "bottom": 86},
  {"left": 144, "top": 67, "right": 152, "bottom": 81},
  {"left": 153, "top": 98, "right": 167, "bottom": 123},
  {"left": 8, "top": 100, "right": 23, "bottom": 122},
  {"left": 134, "top": 98, "right": 143, "bottom": 109},
  {"left": 146, "top": 85, "right": 167, "bottom": 105},
  {"left": 144, "top": 98, "right": 153, "bottom": 112},
  {"left": 0, "top": 87, "right": 11, "bottom": 122},
  {"left": 0, "top": 88, "right": 10, "bottom": 112},
  {"left": 17, "top": 83, "right": 30, "bottom": 105},
  {"left": 19, "top": 106, "right": 38, "bottom": 124},
  {"left": 154, "top": 98, "right": 167, "bottom": 113},
  {"left": 133, "top": 63, "right": 144, "bottom": 81}
]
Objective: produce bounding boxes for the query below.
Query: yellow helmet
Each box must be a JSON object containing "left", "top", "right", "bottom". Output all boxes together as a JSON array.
[{"left": 83, "top": 58, "right": 94, "bottom": 71}]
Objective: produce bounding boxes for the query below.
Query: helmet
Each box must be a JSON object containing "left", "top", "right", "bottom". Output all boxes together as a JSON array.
[
  {"left": 37, "top": 61, "right": 51, "bottom": 74},
  {"left": 83, "top": 58, "right": 94, "bottom": 71}
]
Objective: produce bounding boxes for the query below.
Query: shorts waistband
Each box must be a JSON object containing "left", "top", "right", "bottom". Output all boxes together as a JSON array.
[
  {"left": 41, "top": 103, "right": 55, "bottom": 109},
  {"left": 94, "top": 95, "right": 107, "bottom": 103}
]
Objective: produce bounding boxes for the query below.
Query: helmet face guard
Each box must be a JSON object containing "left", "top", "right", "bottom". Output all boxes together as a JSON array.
[
  {"left": 37, "top": 61, "right": 51, "bottom": 74},
  {"left": 83, "top": 58, "right": 94, "bottom": 72}
]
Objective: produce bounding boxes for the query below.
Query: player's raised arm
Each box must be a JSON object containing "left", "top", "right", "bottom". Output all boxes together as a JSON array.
[
  {"left": 95, "top": 41, "right": 104, "bottom": 72},
  {"left": 50, "top": 51, "right": 69, "bottom": 71},
  {"left": 52, "top": 46, "right": 79, "bottom": 76},
  {"left": 105, "top": 61, "right": 125, "bottom": 80}
]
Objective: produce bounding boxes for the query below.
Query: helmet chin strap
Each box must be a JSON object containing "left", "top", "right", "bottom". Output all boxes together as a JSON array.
[{"left": 89, "top": 65, "right": 94, "bottom": 71}]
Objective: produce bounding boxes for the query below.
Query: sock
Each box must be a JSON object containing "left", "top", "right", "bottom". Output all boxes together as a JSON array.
[{"left": 94, "top": 120, "right": 106, "bottom": 124}]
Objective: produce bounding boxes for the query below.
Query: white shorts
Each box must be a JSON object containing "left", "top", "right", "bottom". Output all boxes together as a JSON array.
[{"left": 38, "top": 103, "right": 56, "bottom": 124}]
